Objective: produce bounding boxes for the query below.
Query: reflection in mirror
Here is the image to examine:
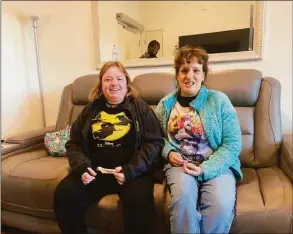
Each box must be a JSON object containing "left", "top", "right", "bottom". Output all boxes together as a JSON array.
[{"left": 92, "top": 1, "right": 264, "bottom": 68}]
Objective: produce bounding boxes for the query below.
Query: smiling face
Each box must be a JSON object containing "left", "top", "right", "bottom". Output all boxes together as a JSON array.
[
  {"left": 177, "top": 58, "right": 205, "bottom": 97},
  {"left": 101, "top": 66, "right": 128, "bottom": 104}
]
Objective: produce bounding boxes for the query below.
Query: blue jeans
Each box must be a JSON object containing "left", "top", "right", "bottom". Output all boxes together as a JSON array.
[{"left": 164, "top": 163, "right": 236, "bottom": 234}]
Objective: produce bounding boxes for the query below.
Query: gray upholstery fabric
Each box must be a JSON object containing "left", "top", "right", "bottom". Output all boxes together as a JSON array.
[
  {"left": 72, "top": 74, "right": 98, "bottom": 105},
  {"left": 132, "top": 73, "right": 177, "bottom": 105},
  {"left": 204, "top": 69, "right": 262, "bottom": 106}
]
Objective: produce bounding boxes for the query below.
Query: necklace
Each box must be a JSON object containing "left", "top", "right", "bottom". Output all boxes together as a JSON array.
[{"left": 105, "top": 102, "right": 119, "bottom": 108}]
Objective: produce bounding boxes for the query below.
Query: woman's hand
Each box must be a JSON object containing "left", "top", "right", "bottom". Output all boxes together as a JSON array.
[
  {"left": 81, "top": 167, "right": 97, "bottom": 185},
  {"left": 183, "top": 161, "right": 204, "bottom": 177},
  {"left": 169, "top": 151, "right": 184, "bottom": 167},
  {"left": 113, "top": 166, "right": 125, "bottom": 185}
]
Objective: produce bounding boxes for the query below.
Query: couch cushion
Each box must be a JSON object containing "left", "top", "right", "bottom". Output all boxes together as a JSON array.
[
  {"left": 253, "top": 78, "right": 282, "bottom": 167},
  {"left": 133, "top": 73, "right": 177, "bottom": 105},
  {"left": 1, "top": 142, "right": 22, "bottom": 155},
  {"left": 72, "top": 74, "right": 98, "bottom": 105},
  {"left": 1, "top": 149, "right": 167, "bottom": 233},
  {"left": 1, "top": 149, "right": 69, "bottom": 219},
  {"left": 236, "top": 107, "right": 255, "bottom": 167},
  {"left": 204, "top": 69, "right": 262, "bottom": 107},
  {"left": 231, "top": 167, "right": 293, "bottom": 233},
  {"left": 70, "top": 104, "right": 86, "bottom": 124}
]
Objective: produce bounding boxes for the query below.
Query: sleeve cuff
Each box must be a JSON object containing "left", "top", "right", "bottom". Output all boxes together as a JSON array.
[
  {"left": 122, "top": 165, "right": 132, "bottom": 183},
  {"left": 197, "top": 164, "right": 205, "bottom": 181},
  {"left": 74, "top": 163, "right": 89, "bottom": 177}
]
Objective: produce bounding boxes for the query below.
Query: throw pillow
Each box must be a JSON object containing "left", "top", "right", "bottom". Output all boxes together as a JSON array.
[{"left": 44, "top": 125, "right": 71, "bottom": 156}]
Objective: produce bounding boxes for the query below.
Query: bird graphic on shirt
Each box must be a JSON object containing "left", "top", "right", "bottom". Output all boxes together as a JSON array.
[{"left": 91, "top": 111, "right": 131, "bottom": 141}]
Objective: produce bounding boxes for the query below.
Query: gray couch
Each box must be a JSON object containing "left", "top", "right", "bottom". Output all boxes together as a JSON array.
[{"left": 1, "top": 69, "right": 292, "bottom": 233}]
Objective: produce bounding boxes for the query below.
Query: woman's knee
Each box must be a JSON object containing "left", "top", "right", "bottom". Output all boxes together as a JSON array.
[
  {"left": 168, "top": 177, "right": 198, "bottom": 205},
  {"left": 54, "top": 174, "right": 85, "bottom": 206},
  {"left": 212, "top": 196, "right": 235, "bottom": 216},
  {"left": 200, "top": 189, "right": 235, "bottom": 220},
  {"left": 201, "top": 170, "right": 236, "bottom": 216},
  {"left": 171, "top": 189, "right": 198, "bottom": 210}
]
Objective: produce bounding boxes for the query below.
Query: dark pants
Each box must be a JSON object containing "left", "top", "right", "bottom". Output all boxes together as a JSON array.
[{"left": 54, "top": 172, "right": 156, "bottom": 234}]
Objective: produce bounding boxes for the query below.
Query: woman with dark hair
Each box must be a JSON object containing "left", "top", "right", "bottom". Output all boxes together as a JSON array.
[
  {"left": 156, "top": 46, "right": 242, "bottom": 233},
  {"left": 54, "top": 61, "right": 164, "bottom": 234}
]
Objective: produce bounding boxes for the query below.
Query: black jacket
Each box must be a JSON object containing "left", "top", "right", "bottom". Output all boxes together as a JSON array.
[{"left": 65, "top": 96, "right": 164, "bottom": 182}]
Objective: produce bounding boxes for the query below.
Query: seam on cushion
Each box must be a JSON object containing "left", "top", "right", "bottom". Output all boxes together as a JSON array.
[
  {"left": 55, "top": 86, "right": 67, "bottom": 129},
  {"left": 270, "top": 168, "right": 286, "bottom": 211},
  {"left": 5, "top": 157, "right": 68, "bottom": 180},
  {"left": 66, "top": 103, "right": 74, "bottom": 127},
  {"left": 236, "top": 208, "right": 291, "bottom": 214},
  {"left": 1, "top": 201, "right": 54, "bottom": 212},
  {"left": 4, "top": 172, "right": 67, "bottom": 180},
  {"left": 56, "top": 86, "right": 73, "bottom": 129},
  {"left": 9, "top": 134, "right": 46, "bottom": 144},
  {"left": 255, "top": 169, "right": 265, "bottom": 208},
  {"left": 237, "top": 167, "right": 291, "bottom": 217},
  {"left": 267, "top": 79, "right": 277, "bottom": 151},
  {"left": 48, "top": 167, "right": 69, "bottom": 188},
  {"left": 8, "top": 154, "right": 49, "bottom": 175},
  {"left": 70, "top": 105, "right": 85, "bottom": 124},
  {"left": 257, "top": 167, "right": 287, "bottom": 212},
  {"left": 3, "top": 164, "right": 67, "bottom": 180}
]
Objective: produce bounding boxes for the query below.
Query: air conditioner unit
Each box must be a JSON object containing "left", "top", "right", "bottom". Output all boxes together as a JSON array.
[{"left": 116, "top": 13, "right": 144, "bottom": 32}]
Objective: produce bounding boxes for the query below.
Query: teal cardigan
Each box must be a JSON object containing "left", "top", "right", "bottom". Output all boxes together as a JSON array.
[{"left": 155, "top": 85, "right": 243, "bottom": 183}]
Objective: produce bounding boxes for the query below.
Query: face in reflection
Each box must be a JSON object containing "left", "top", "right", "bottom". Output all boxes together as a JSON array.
[{"left": 149, "top": 44, "right": 160, "bottom": 57}]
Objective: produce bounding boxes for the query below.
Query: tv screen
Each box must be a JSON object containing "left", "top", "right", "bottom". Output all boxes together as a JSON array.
[{"left": 179, "top": 28, "right": 253, "bottom": 54}]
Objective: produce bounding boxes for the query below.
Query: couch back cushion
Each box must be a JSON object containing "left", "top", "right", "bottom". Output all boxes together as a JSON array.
[
  {"left": 55, "top": 69, "right": 282, "bottom": 168},
  {"left": 55, "top": 74, "right": 98, "bottom": 130},
  {"left": 204, "top": 69, "right": 282, "bottom": 167},
  {"left": 132, "top": 73, "right": 177, "bottom": 111}
]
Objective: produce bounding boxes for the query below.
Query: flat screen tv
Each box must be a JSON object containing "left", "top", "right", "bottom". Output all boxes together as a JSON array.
[{"left": 179, "top": 28, "right": 253, "bottom": 54}]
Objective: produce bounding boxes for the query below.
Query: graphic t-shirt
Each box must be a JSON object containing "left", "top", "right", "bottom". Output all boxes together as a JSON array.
[
  {"left": 88, "top": 105, "right": 135, "bottom": 169},
  {"left": 167, "top": 102, "right": 213, "bottom": 165}
]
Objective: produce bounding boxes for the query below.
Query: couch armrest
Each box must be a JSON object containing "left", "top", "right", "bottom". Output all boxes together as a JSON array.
[
  {"left": 280, "top": 134, "right": 293, "bottom": 182},
  {"left": 5, "top": 125, "right": 55, "bottom": 149}
]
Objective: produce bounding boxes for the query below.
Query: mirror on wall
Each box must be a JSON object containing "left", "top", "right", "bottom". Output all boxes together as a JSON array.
[{"left": 92, "top": 1, "right": 264, "bottom": 68}]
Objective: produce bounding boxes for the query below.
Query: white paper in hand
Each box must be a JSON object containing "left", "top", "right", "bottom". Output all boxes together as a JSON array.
[{"left": 97, "top": 166, "right": 116, "bottom": 174}]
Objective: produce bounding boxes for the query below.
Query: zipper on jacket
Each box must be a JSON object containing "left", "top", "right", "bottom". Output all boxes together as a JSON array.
[{"left": 136, "top": 121, "right": 139, "bottom": 132}]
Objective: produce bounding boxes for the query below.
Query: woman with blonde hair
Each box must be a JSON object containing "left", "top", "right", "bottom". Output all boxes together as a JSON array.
[{"left": 54, "top": 61, "right": 164, "bottom": 234}]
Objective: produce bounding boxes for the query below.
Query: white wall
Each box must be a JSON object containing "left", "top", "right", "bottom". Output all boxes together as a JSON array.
[
  {"left": 139, "top": 1, "right": 253, "bottom": 57},
  {"left": 1, "top": 1, "right": 292, "bottom": 138},
  {"left": 1, "top": 1, "right": 95, "bottom": 138},
  {"left": 2, "top": 8, "right": 43, "bottom": 138},
  {"left": 98, "top": 1, "right": 141, "bottom": 61}
]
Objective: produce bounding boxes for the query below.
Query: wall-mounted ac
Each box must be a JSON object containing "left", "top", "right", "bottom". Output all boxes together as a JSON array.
[{"left": 116, "top": 13, "right": 145, "bottom": 32}]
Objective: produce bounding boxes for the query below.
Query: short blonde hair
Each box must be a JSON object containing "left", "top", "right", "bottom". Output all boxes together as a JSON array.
[{"left": 89, "top": 61, "right": 137, "bottom": 102}]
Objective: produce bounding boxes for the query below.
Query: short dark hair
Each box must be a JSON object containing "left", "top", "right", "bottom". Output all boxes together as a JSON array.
[
  {"left": 148, "top": 40, "right": 160, "bottom": 50},
  {"left": 174, "top": 46, "right": 209, "bottom": 78}
]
